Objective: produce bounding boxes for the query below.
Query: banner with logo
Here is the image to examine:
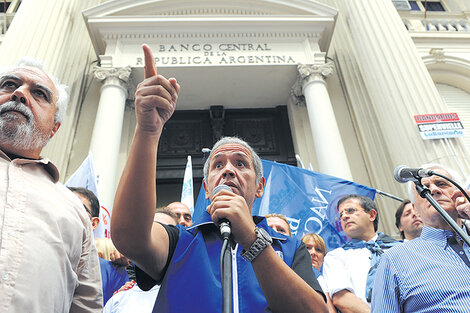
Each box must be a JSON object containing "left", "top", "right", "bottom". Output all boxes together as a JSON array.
[{"left": 193, "top": 159, "right": 376, "bottom": 251}]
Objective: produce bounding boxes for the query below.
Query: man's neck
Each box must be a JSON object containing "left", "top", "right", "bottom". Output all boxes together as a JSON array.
[
  {"left": 355, "top": 232, "right": 377, "bottom": 242},
  {"left": 4, "top": 150, "right": 34, "bottom": 160},
  {"left": 1, "top": 146, "right": 38, "bottom": 160},
  {"left": 425, "top": 217, "right": 462, "bottom": 232}
]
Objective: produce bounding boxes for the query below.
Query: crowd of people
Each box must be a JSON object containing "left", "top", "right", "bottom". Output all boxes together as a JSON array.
[{"left": 0, "top": 44, "right": 469, "bottom": 312}]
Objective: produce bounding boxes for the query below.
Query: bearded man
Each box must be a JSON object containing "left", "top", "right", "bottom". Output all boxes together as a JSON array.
[{"left": 0, "top": 58, "right": 102, "bottom": 312}]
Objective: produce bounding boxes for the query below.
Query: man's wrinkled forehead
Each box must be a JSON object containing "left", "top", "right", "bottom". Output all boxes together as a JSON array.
[
  {"left": 420, "top": 168, "right": 452, "bottom": 184},
  {"left": 3, "top": 66, "right": 57, "bottom": 100},
  {"left": 210, "top": 143, "right": 253, "bottom": 163}
]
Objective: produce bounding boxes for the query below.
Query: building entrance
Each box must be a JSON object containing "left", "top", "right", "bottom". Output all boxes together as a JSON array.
[{"left": 156, "top": 105, "right": 295, "bottom": 206}]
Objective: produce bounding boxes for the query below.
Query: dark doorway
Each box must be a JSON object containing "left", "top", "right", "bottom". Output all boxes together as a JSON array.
[{"left": 156, "top": 105, "right": 296, "bottom": 206}]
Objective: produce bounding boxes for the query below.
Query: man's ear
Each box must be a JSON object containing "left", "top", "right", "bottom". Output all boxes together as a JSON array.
[
  {"left": 255, "top": 177, "right": 265, "bottom": 198},
  {"left": 203, "top": 179, "right": 210, "bottom": 199},
  {"left": 49, "top": 122, "right": 61, "bottom": 139},
  {"left": 368, "top": 209, "right": 378, "bottom": 222},
  {"left": 91, "top": 217, "right": 100, "bottom": 231}
]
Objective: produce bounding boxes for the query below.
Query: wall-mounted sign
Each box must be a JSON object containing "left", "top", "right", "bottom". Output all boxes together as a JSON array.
[
  {"left": 414, "top": 113, "right": 464, "bottom": 140},
  {"left": 125, "top": 42, "right": 303, "bottom": 67}
]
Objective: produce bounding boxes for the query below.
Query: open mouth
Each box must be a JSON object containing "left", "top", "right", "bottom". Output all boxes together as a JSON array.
[{"left": 222, "top": 181, "right": 238, "bottom": 190}]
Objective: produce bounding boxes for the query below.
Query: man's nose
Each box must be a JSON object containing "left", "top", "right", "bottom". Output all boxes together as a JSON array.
[
  {"left": 11, "top": 88, "right": 28, "bottom": 105},
  {"left": 222, "top": 164, "right": 235, "bottom": 177},
  {"left": 429, "top": 184, "right": 442, "bottom": 196}
]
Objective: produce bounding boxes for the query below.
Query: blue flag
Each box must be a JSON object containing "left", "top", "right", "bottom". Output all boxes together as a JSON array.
[{"left": 193, "top": 159, "right": 376, "bottom": 251}]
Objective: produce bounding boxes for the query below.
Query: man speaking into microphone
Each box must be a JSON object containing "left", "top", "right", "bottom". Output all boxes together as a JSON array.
[
  {"left": 371, "top": 163, "right": 470, "bottom": 312},
  {"left": 111, "top": 45, "right": 326, "bottom": 313}
]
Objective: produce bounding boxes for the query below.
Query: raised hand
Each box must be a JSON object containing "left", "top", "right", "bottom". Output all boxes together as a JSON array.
[{"left": 134, "top": 44, "right": 180, "bottom": 135}]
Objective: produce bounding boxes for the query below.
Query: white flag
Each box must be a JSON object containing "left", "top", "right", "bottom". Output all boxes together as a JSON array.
[
  {"left": 65, "top": 152, "right": 111, "bottom": 238},
  {"left": 181, "top": 155, "right": 194, "bottom": 215},
  {"left": 65, "top": 152, "right": 99, "bottom": 197}
]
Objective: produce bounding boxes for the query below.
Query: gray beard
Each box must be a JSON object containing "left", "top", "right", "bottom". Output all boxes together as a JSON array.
[{"left": 0, "top": 101, "right": 51, "bottom": 152}]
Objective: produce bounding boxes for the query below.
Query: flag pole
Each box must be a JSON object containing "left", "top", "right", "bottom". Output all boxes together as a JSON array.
[{"left": 375, "top": 189, "right": 403, "bottom": 202}]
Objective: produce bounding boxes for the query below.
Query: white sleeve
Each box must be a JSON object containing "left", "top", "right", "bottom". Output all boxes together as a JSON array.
[{"left": 322, "top": 249, "right": 355, "bottom": 297}]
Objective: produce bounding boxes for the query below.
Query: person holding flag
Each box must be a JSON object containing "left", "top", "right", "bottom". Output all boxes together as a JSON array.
[{"left": 111, "top": 44, "right": 327, "bottom": 313}]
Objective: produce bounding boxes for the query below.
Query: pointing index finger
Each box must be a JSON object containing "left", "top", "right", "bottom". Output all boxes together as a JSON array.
[{"left": 143, "top": 44, "right": 157, "bottom": 78}]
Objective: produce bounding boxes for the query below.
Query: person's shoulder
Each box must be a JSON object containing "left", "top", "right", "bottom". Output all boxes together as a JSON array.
[
  {"left": 378, "top": 232, "right": 400, "bottom": 243},
  {"left": 47, "top": 182, "right": 92, "bottom": 226},
  {"left": 382, "top": 238, "right": 421, "bottom": 263},
  {"left": 324, "top": 246, "right": 346, "bottom": 260},
  {"left": 55, "top": 182, "right": 86, "bottom": 209}
]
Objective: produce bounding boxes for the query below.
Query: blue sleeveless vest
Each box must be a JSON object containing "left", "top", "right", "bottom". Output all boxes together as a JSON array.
[{"left": 153, "top": 212, "right": 301, "bottom": 312}]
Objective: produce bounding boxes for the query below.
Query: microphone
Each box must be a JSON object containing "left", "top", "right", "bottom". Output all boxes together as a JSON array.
[
  {"left": 393, "top": 165, "right": 435, "bottom": 183},
  {"left": 212, "top": 184, "right": 232, "bottom": 240}
]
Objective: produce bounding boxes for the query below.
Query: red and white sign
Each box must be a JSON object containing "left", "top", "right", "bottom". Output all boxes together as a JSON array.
[{"left": 414, "top": 113, "right": 464, "bottom": 140}]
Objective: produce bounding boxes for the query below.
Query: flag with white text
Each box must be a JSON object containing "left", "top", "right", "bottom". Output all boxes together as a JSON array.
[{"left": 193, "top": 159, "right": 376, "bottom": 251}]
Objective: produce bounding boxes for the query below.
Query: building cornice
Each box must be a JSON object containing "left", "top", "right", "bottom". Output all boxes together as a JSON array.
[{"left": 83, "top": 0, "right": 338, "bottom": 56}]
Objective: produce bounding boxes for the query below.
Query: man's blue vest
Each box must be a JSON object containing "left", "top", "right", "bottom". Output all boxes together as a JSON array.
[{"left": 153, "top": 212, "right": 302, "bottom": 312}]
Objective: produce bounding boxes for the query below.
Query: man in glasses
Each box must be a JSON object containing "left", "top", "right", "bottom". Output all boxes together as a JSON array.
[
  {"left": 322, "top": 194, "right": 398, "bottom": 313},
  {"left": 68, "top": 187, "right": 131, "bottom": 306},
  {"left": 69, "top": 187, "right": 101, "bottom": 231}
]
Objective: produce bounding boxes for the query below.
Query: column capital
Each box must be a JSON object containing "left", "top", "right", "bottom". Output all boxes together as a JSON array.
[
  {"left": 93, "top": 65, "right": 132, "bottom": 90},
  {"left": 297, "top": 63, "right": 334, "bottom": 84},
  {"left": 290, "top": 62, "right": 335, "bottom": 106}
]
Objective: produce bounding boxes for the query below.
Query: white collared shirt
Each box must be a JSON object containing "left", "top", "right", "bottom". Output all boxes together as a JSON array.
[{"left": 322, "top": 234, "right": 378, "bottom": 305}]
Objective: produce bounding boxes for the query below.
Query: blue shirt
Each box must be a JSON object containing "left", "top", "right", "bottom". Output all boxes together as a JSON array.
[
  {"left": 137, "top": 213, "right": 323, "bottom": 312},
  {"left": 99, "top": 258, "right": 130, "bottom": 305},
  {"left": 371, "top": 226, "right": 470, "bottom": 312}
]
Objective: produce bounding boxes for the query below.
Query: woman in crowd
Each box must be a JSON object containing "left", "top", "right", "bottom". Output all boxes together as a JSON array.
[{"left": 302, "top": 233, "right": 337, "bottom": 313}]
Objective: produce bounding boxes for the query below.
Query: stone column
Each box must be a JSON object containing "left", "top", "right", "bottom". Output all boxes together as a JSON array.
[
  {"left": 0, "top": 0, "right": 102, "bottom": 174},
  {"left": 316, "top": 0, "right": 470, "bottom": 234},
  {"left": 91, "top": 66, "right": 132, "bottom": 207},
  {"left": 293, "top": 63, "right": 353, "bottom": 180}
]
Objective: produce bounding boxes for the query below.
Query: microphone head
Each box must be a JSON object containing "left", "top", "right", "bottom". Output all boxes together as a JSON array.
[
  {"left": 393, "top": 165, "right": 410, "bottom": 184},
  {"left": 212, "top": 184, "right": 232, "bottom": 197}
]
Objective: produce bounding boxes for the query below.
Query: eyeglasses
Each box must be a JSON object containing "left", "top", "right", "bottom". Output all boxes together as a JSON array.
[
  {"left": 83, "top": 204, "right": 93, "bottom": 217},
  {"left": 338, "top": 207, "right": 365, "bottom": 219}
]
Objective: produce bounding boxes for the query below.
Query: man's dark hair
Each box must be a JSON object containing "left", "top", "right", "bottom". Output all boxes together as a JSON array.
[
  {"left": 395, "top": 199, "right": 411, "bottom": 240},
  {"left": 337, "top": 194, "right": 379, "bottom": 232},
  {"left": 68, "top": 187, "right": 100, "bottom": 217}
]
